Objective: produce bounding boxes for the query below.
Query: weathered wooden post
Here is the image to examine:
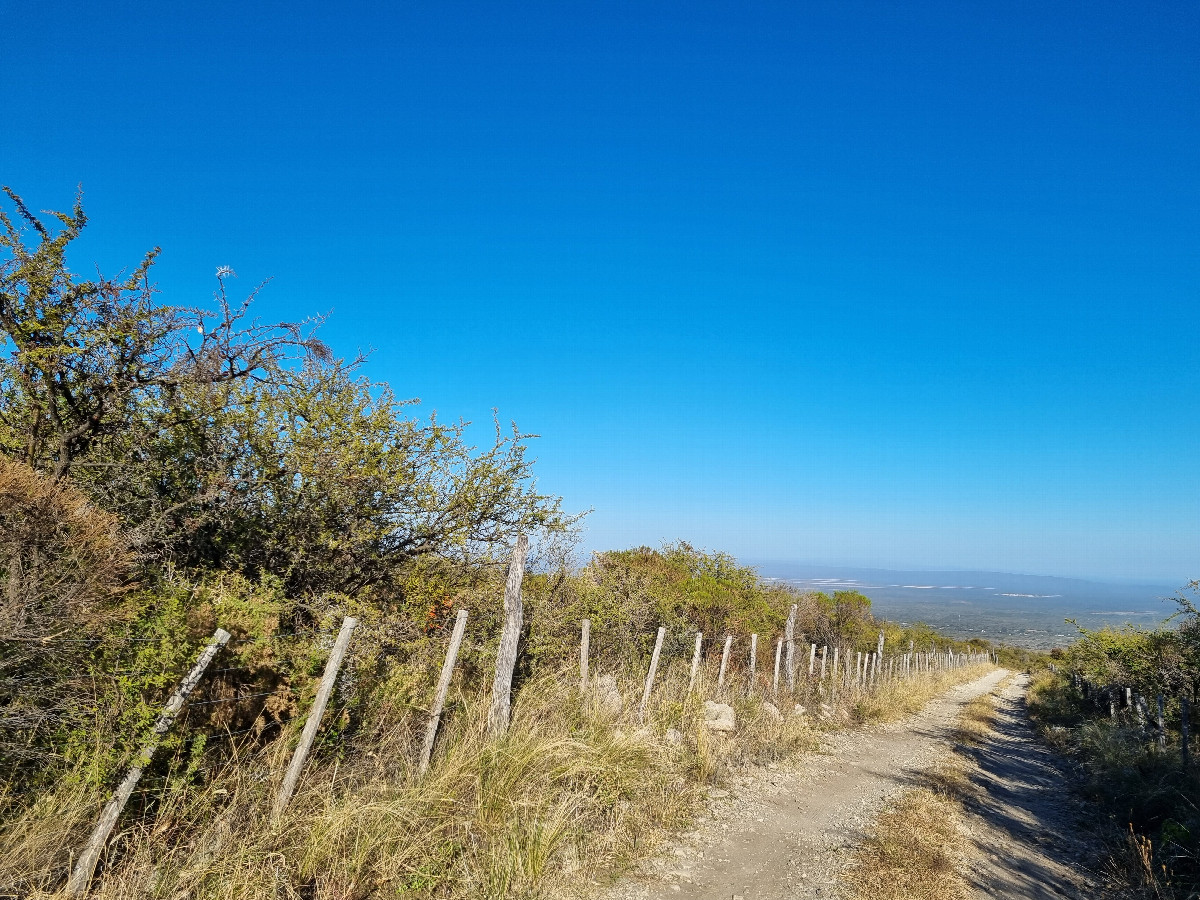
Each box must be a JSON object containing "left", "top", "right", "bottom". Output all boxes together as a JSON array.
[
  {"left": 419, "top": 609, "right": 469, "bottom": 775},
  {"left": 820, "top": 645, "right": 828, "bottom": 680},
  {"left": 273, "top": 616, "right": 358, "bottom": 820},
  {"left": 808, "top": 642, "right": 817, "bottom": 678},
  {"left": 749, "top": 633, "right": 758, "bottom": 691},
  {"left": 639, "top": 626, "right": 666, "bottom": 724},
  {"left": 831, "top": 647, "right": 839, "bottom": 689},
  {"left": 487, "top": 534, "right": 530, "bottom": 737},
  {"left": 772, "top": 639, "right": 783, "bottom": 695},
  {"left": 68, "top": 628, "right": 230, "bottom": 896},
  {"left": 785, "top": 605, "right": 797, "bottom": 692},
  {"left": 580, "top": 618, "right": 591, "bottom": 693},
  {"left": 1158, "top": 695, "right": 1167, "bottom": 750},
  {"left": 689, "top": 632, "right": 703, "bottom": 692},
  {"left": 717, "top": 634, "right": 733, "bottom": 690},
  {"left": 877, "top": 631, "right": 885, "bottom": 666}
]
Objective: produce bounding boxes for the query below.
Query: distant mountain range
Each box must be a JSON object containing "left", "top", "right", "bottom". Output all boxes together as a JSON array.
[{"left": 745, "top": 562, "right": 1184, "bottom": 649}]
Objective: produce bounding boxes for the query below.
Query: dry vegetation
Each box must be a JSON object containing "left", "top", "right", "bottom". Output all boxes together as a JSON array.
[{"left": 1, "top": 661, "right": 993, "bottom": 899}]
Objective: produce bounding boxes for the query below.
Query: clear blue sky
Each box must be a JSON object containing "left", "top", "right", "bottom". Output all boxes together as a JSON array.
[{"left": 5, "top": 2, "right": 1198, "bottom": 582}]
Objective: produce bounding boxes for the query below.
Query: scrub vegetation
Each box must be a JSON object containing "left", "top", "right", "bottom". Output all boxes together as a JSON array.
[
  {"left": 1025, "top": 588, "right": 1200, "bottom": 898},
  {"left": 1, "top": 190, "right": 992, "bottom": 898}
]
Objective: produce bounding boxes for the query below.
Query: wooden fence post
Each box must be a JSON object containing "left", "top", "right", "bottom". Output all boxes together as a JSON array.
[
  {"left": 580, "top": 618, "right": 591, "bottom": 693},
  {"left": 639, "top": 626, "right": 666, "bottom": 724},
  {"left": 820, "top": 646, "right": 828, "bottom": 680},
  {"left": 772, "top": 639, "right": 783, "bottom": 695},
  {"left": 68, "top": 628, "right": 230, "bottom": 896},
  {"left": 689, "top": 632, "right": 703, "bottom": 692},
  {"left": 808, "top": 642, "right": 817, "bottom": 678},
  {"left": 1158, "top": 694, "right": 1167, "bottom": 750},
  {"left": 272, "top": 616, "right": 358, "bottom": 821},
  {"left": 832, "top": 647, "right": 839, "bottom": 690},
  {"left": 487, "top": 534, "right": 529, "bottom": 737},
  {"left": 749, "top": 633, "right": 758, "bottom": 691},
  {"left": 785, "top": 605, "right": 797, "bottom": 693},
  {"left": 717, "top": 634, "right": 733, "bottom": 689},
  {"left": 419, "top": 609, "right": 469, "bottom": 775}
]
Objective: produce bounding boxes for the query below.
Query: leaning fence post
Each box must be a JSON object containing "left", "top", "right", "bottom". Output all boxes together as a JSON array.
[
  {"left": 487, "top": 534, "right": 530, "bottom": 737},
  {"left": 717, "top": 634, "right": 733, "bottom": 690},
  {"left": 772, "top": 639, "right": 783, "bottom": 695},
  {"left": 580, "top": 618, "right": 591, "bottom": 693},
  {"left": 689, "top": 632, "right": 703, "bottom": 692},
  {"left": 418, "top": 609, "right": 469, "bottom": 775},
  {"left": 639, "top": 626, "right": 666, "bottom": 724},
  {"left": 272, "top": 616, "right": 358, "bottom": 821},
  {"left": 68, "top": 627, "right": 230, "bottom": 896}
]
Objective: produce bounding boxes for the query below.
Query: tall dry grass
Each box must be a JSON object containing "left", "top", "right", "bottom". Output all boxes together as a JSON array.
[{"left": 1, "top": 659, "right": 993, "bottom": 899}]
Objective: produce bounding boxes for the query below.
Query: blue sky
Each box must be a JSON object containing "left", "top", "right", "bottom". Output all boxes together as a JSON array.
[{"left": 5, "top": 2, "right": 1198, "bottom": 581}]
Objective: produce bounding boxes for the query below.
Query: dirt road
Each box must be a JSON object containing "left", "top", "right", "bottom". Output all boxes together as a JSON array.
[
  {"left": 958, "top": 674, "right": 1119, "bottom": 899},
  {"left": 596, "top": 669, "right": 1120, "bottom": 900}
]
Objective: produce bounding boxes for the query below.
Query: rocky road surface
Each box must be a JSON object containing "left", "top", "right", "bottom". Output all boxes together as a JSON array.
[{"left": 592, "top": 669, "right": 1125, "bottom": 900}]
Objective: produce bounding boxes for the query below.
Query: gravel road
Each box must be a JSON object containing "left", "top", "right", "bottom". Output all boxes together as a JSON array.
[
  {"left": 959, "top": 674, "right": 1123, "bottom": 899},
  {"left": 591, "top": 668, "right": 1127, "bottom": 900},
  {"left": 595, "top": 669, "right": 1008, "bottom": 900}
]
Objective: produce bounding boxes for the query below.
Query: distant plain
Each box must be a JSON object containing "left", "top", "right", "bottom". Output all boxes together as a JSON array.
[{"left": 751, "top": 563, "right": 1181, "bottom": 649}]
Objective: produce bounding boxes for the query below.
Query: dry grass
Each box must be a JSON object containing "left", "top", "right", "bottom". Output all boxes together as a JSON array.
[
  {"left": 841, "top": 671, "right": 1005, "bottom": 900},
  {"left": 852, "top": 664, "right": 994, "bottom": 725},
  {"left": 1, "top": 662, "right": 995, "bottom": 899},
  {"left": 841, "top": 785, "right": 969, "bottom": 900}
]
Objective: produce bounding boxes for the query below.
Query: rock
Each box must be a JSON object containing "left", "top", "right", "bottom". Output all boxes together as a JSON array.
[
  {"left": 665, "top": 727, "right": 685, "bottom": 746},
  {"left": 762, "top": 702, "right": 784, "bottom": 722},
  {"left": 819, "top": 702, "right": 834, "bottom": 718},
  {"left": 792, "top": 704, "right": 807, "bottom": 717},
  {"left": 593, "top": 674, "right": 624, "bottom": 717},
  {"left": 703, "top": 700, "right": 737, "bottom": 732}
]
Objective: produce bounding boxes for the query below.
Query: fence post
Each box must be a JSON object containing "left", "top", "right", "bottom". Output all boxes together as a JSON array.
[
  {"left": 1158, "top": 694, "right": 1167, "bottom": 750},
  {"left": 717, "top": 635, "right": 733, "bottom": 690},
  {"left": 820, "top": 645, "right": 828, "bottom": 680},
  {"left": 785, "top": 605, "right": 797, "bottom": 693},
  {"left": 689, "top": 632, "right": 703, "bottom": 693},
  {"left": 272, "top": 616, "right": 358, "bottom": 821},
  {"left": 639, "top": 626, "right": 666, "bottom": 724},
  {"left": 749, "top": 633, "right": 758, "bottom": 691},
  {"left": 68, "top": 627, "right": 231, "bottom": 896},
  {"left": 772, "top": 639, "right": 782, "bottom": 695},
  {"left": 487, "top": 534, "right": 530, "bottom": 737},
  {"left": 580, "top": 618, "right": 591, "bottom": 693},
  {"left": 419, "top": 609, "right": 469, "bottom": 775},
  {"left": 808, "top": 642, "right": 817, "bottom": 678}
]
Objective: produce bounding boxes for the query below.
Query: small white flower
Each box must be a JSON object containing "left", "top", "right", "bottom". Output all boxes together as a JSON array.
[{"left": 215, "top": 265, "right": 236, "bottom": 279}]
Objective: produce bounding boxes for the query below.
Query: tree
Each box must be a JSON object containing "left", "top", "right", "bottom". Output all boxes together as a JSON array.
[{"left": 0, "top": 188, "right": 574, "bottom": 596}]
